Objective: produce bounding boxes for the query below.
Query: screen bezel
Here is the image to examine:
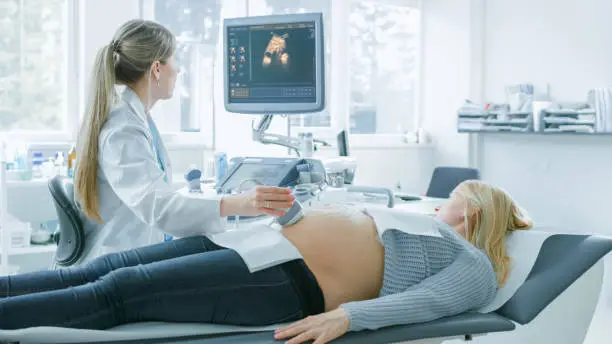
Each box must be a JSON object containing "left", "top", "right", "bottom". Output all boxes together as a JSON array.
[{"left": 223, "top": 13, "right": 325, "bottom": 115}]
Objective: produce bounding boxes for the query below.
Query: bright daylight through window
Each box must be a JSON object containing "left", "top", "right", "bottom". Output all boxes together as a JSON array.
[
  {"left": 141, "top": 0, "right": 221, "bottom": 136},
  {"left": 0, "top": 0, "right": 69, "bottom": 133},
  {"left": 349, "top": 1, "right": 420, "bottom": 134}
]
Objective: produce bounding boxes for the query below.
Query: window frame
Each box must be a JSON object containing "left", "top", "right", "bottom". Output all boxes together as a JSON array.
[{"left": 0, "top": 0, "right": 81, "bottom": 144}]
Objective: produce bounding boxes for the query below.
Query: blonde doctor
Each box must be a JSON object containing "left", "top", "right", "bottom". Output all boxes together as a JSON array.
[{"left": 73, "top": 19, "right": 294, "bottom": 264}]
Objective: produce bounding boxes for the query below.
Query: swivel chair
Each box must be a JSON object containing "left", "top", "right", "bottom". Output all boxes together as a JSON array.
[
  {"left": 47, "top": 175, "right": 85, "bottom": 267},
  {"left": 425, "top": 166, "right": 480, "bottom": 198},
  {"left": 395, "top": 166, "right": 480, "bottom": 202}
]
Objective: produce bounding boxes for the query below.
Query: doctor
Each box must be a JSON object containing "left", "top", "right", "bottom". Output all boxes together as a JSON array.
[{"left": 73, "top": 19, "right": 294, "bottom": 264}]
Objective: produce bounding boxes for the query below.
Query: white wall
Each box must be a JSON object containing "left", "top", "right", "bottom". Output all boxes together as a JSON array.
[
  {"left": 468, "top": 0, "right": 612, "bottom": 342},
  {"left": 420, "top": 0, "right": 474, "bottom": 168},
  {"left": 483, "top": 0, "right": 612, "bottom": 101},
  {"left": 477, "top": 0, "right": 612, "bottom": 240},
  {"left": 422, "top": 0, "right": 612, "bottom": 236}
]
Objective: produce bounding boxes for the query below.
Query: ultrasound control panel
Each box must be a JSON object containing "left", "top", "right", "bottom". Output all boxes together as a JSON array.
[{"left": 216, "top": 157, "right": 326, "bottom": 195}]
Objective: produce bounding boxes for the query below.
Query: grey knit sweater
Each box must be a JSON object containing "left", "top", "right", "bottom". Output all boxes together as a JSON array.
[{"left": 340, "top": 220, "right": 498, "bottom": 332}]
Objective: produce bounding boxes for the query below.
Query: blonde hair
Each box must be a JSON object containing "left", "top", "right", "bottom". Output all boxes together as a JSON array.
[
  {"left": 75, "top": 19, "right": 176, "bottom": 223},
  {"left": 453, "top": 180, "right": 532, "bottom": 286}
]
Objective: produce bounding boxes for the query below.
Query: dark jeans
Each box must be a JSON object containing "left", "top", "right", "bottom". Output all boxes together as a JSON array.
[{"left": 0, "top": 236, "right": 324, "bottom": 330}]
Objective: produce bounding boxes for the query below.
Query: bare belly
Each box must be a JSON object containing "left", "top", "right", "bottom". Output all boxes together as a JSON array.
[{"left": 281, "top": 205, "right": 385, "bottom": 311}]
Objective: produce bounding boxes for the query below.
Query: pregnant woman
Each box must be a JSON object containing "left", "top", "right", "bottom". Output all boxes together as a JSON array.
[{"left": 0, "top": 180, "right": 531, "bottom": 344}]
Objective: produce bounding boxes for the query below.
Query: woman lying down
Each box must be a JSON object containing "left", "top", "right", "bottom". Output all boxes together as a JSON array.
[{"left": 0, "top": 180, "right": 531, "bottom": 344}]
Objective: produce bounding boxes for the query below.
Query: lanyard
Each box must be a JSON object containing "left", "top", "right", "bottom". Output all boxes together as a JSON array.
[
  {"left": 146, "top": 115, "right": 172, "bottom": 241},
  {"left": 146, "top": 115, "right": 167, "bottom": 182}
]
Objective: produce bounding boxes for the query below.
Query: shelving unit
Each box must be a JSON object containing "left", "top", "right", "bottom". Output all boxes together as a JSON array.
[
  {"left": 0, "top": 139, "right": 58, "bottom": 275},
  {"left": 540, "top": 108, "right": 597, "bottom": 133},
  {"left": 457, "top": 107, "right": 612, "bottom": 135},
  {"left": 458, "top": 111, "right": 532, "bottom": 132},
  {"left": 458, "top": 129, "right": 612, "bottom": 136}
]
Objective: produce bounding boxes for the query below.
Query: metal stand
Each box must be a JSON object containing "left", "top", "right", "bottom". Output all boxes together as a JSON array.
[
  {"left": 251, "top": 114, "right": 332, "bottom": 157},
  {"left": 251, "top": 114, "right": 303, "bottom": 156}
]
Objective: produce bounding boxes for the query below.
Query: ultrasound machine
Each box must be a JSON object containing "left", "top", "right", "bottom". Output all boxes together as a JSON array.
[{"left": 224, "top": 12, "right": 325, "bottom": 155}]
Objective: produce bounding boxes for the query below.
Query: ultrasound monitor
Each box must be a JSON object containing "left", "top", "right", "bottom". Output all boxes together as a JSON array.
[{"left": 223, "top": 13, "right": 325, "bottom": 114}]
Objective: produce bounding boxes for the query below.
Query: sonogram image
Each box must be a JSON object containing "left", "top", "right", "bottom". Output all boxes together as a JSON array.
[{"left": 262, "top": 33, "right": 290, "bottom": 68}]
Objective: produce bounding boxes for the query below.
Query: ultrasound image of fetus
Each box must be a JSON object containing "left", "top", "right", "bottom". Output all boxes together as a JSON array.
[{"left": 262, "top": 33, "right": 290, "bottom": 68}]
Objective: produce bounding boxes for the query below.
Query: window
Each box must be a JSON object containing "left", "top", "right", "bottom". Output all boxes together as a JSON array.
[
  {"left": 348, "top": 0, "right": 421, "bottom": 134},
  {"left": 141, "top": 0, "right": 222, "bottom": 140},
  {"left": 0, "top": 0, "right": 75, "bottom": 135}
]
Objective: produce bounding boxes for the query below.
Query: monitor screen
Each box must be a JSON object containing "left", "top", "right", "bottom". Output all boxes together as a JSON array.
[
  {"left": 223, "top": 13, "right": 325, "bottom": 114},
  {"left": 222, "top": 162, "right": 285, "bottom": 191}
]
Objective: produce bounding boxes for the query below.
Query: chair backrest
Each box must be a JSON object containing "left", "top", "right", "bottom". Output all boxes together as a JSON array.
[
  {"left": 425, "top": 166, "right": 480, "bottom": 198},
  {"left": 495, "top": 234, "right": 612, "bottom": 324},
  {"left": 48, "top": 175, "right": 85, "bottom": 267}
]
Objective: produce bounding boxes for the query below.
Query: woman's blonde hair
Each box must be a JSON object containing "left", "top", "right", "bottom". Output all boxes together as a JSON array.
[
  {"left": 75, "top": 19, "right": 176, "bottom": 223},
  {"left": 453, "top": 180, "right": 532, "bottom": 286}
]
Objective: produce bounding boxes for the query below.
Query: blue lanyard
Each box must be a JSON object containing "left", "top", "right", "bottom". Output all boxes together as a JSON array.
[
  {"left": 146, "top": 115, "right": 172, "bottom": 242},
  {"left": 146, "top": 116, "right": 167, "bottom": 181}
]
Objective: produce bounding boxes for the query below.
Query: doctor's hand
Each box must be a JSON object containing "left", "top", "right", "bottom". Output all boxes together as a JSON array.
[
  {"left": 221, "top": 186, "right": 295, "bottom": 217},
  {"left": 274, "top": 308, "right": 350, "bottom": 344}
]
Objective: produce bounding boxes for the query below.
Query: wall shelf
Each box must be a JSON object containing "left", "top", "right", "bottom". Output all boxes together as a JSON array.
[{"left": 458, "top": 129, "right": 612, "bottom": 136}]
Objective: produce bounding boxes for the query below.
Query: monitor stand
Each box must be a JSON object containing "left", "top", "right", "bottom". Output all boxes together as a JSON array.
[{"left": 251, "top": 114, "right": 303, "bottom": 156}]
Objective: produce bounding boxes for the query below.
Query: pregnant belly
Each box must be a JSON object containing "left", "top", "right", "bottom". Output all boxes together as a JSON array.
[{"left": 281, "top": 205, "right": 385, "bottom": 311}]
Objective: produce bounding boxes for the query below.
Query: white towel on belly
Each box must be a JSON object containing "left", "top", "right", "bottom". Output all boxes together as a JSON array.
[
  {"left": 363, "top": 205, "right": 444, "bottom": 239},
  {"left": 209, "top": 221, "right": 302, "bottom": 273}
]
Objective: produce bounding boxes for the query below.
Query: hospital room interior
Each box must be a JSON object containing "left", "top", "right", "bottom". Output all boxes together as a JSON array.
[{"left": 2, "top": 0, "right": 612, "bottom": 343}]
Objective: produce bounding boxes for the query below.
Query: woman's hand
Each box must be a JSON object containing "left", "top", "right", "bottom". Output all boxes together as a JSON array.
[
  {"left": 274, "top": 308, "right": 350, "bottom": 344},
  {"left": 222, "top": 185, "right": 294, "bottom": 217}
]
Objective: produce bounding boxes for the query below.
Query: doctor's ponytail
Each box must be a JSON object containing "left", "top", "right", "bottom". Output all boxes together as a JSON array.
[{"left": 75, "top": 43, "right": 116, "bottom": 223}]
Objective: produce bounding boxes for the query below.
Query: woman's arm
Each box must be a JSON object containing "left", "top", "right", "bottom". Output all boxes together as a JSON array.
[
  {"left": 275, "top": 251, "right": 498, "bottom": 344},
  {"left": 100, "top": 124, "right": 226, "bottom": 237},
  {"left": 340, "top": 251, "right": 498, "bottom": 332}
]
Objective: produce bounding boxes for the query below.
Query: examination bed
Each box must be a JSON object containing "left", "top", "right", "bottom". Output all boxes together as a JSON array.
[{"left": 1, "top": 178, "right": 609, "bottom": 344}]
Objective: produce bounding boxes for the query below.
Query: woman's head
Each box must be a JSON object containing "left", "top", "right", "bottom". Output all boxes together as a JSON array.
[
  {"left": 110, "top": 19, "right": 178, "bottom": 101},
  {"left": 437, "top": 180, "right": 532, "bottom": 286},
  {"left": 75, "top": 19, "right": 176, "bottom": 223}
]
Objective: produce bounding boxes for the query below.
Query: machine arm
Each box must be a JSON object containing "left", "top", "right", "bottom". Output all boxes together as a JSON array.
[{"left": 252, "top": 114, "right": 303, "bottom": 156}]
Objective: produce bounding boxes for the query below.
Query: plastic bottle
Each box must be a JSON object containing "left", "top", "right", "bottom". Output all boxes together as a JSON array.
[
  {"left": 299, "top": 132, "right": 314, "bottom": 157},
  {"left": 13, "top": 142, "right": 28, "bottom": 171},
  {"left": 55, "top": 152, "right": 66, "bottom": 177},
  {"left": 67, "top": 146, "right": 77, "bottom": 178}
]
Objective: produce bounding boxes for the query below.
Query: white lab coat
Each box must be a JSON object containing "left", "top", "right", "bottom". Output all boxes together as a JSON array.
[{"left": 75, "top": 87, "right": 226, "bottom": 264}]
